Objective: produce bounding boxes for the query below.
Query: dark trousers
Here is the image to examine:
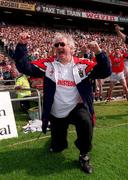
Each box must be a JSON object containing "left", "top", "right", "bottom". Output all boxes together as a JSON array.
[
  {"left": 50, "top": 103, "right": 93, "bottom": 154},
  {"left": 20, "top": 96, "right": 30, "bottom": 112}
]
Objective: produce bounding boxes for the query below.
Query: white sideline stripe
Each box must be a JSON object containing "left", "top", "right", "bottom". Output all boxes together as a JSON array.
[
  {"left": 1, "top": 122, "right": 128, "bottom": 149},
  {"left": 95, "top": 123, "right": 128, "bottom": 129}
]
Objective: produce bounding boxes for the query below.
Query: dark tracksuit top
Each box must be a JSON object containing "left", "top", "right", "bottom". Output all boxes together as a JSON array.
[
  {"left": 125, "top": 36, "right": 128, "bottom": 44},
  {"left": 14, "top": 43, "right": 112, "bottom": 133}
]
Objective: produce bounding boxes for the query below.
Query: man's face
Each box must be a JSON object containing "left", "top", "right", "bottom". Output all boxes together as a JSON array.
[
  {"left": 115, "top": 48, "right": 121, "bottom": 55},
  {"left": 0, "top": 54, "right": 4, "bottom": 61},
  {"left": 54, "top": 37, "right": 72, "bottom": 61},
  {"left": 11, "top": 69, "right": 18, "bottom": 78}
]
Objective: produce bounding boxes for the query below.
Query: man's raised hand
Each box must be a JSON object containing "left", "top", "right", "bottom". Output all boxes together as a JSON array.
[{"left": 19, "top": 32, "right": 30, "bottom": 44}]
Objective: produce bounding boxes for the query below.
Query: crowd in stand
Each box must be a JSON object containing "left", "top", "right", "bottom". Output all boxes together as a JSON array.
[
  {"left": 0, "top": 24, "right": 128, "bottom": 100},
  {"left": 1, "top": 25, "right": 126, "bottom": 58}
]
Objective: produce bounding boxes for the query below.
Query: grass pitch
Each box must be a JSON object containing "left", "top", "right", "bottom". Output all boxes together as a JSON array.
[{"left": 0, "top": 101, "right": 128, "bottom": 180}]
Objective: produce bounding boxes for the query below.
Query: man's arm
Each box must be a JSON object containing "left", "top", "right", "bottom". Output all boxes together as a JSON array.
[
  {"left": 14, "top": 32, "right": 45, "bottom": 77},
  {"left": 115, "top": 24, "right": 126, "bottom": 42},
  {"left": 87, "top": 41, "right": 112, "bottom": 79}
]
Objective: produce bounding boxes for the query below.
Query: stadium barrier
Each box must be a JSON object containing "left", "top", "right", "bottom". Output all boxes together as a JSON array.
[
  {"left": 0, "top": 87, "right": 42, "bottom": 119},
  {"left": 0, "top": 79, "right": 16, "bottom": 85}
]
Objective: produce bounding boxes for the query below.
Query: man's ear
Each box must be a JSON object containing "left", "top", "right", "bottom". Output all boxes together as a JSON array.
[{"left": 71, "top": 47, "right": 75, "bottom": 56}]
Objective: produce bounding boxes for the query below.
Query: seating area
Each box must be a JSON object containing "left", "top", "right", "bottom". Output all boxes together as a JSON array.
[{"left": 0, "top": 23, "right": 127, "bottom": 101}]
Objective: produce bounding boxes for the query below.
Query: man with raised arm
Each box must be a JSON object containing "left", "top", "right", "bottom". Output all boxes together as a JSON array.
[{"left": 14, "top": 32, "right": 111, "bottom": 174}]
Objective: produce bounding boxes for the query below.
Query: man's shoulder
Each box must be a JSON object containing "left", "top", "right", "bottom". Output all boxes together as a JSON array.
[
  {"left": 31, "top": 57, "right": 54, "bottom": 63},
  {"left": 73, "top": 57, "right": 97, "bottom": 74},
  {"left": 73, "top": 57, "right": 96, "bottom": 65},
  {"left": 31, "top": 57, "right": 55, "bottom": 69}
]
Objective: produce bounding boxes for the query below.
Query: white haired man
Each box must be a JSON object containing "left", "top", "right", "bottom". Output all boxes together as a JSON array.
[{"left": 14, "top": 32, "right": 111, "bottom": 174}]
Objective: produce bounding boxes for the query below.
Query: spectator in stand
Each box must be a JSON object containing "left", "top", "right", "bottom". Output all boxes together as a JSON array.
[
  {"left": 3, "top": 65, "right": 13, "bottom": 85},
  {"left": 83, "top": 46, "right": 94, "bottom": 60},
  {"left": 107, "top": 47, "right": 128, "bottom": 101},
  {"left": 14, "top": 32, "right": 111, "bottom": 174},
  {"left": 8, "top": 42, "right": 15, "bottom": 59},
  {"left": 11, "top": 69, "right": 31, "bottom": 113},
  {"left": 95, "top": 79, "right": 104, "bottom": 101},
  {"left": 15, "top": 73, "right": 31, "bottom": 113},
  {"left": 115, "top": 24, "right": 128, "bottom": 90},
  {"left": 78, "top": 45, "right": 93, "bottom": 59},
  {"left": 123, "top": 44, "right": 128, "bottom": 89},
  {"left": 0, "top": 67, "right": 3, "bottom": 80},
  {"left": 0, "top": 53, "right": 6, "bottom": 66},
  {"left": 0, "top": 35, "right": 4, "bottom": 50}
]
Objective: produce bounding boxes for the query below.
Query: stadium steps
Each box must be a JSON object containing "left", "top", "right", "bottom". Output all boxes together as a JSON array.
[{"left": 102, "top": 81, "right": 124, "bottom": 98}]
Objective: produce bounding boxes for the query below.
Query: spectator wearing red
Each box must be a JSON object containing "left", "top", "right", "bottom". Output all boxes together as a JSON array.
[{"left": 107, "top": 47, "right": 128, "bottom": 100}]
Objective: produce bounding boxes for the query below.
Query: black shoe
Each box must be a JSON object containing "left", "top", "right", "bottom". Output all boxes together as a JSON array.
[
  {"left": 79, "top": 154, "right": 93, "bottom": 174},
  {"left": 49, "top": 144, "right": 68, "bottom": 153},
  {"left": 95, "top": 96, "right": 98, "bottom": 101},
  {"left": 123, "top": 95, "right": 126, "bottom": 99},
  {"left": 49, "top": 147, "right": 63, "bottom": 153},
  {"left": 99, "top": 96, "right": 103, "bottom": 101}
]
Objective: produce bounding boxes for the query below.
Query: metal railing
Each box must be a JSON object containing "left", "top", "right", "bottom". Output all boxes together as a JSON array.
[
  {"left": 0, "top": 79, "right": 16, "bottom": 86},
  {"left": 0, "top": 79, "right": 16, "bottom": 83},
  {"left": 0, "top": 87, "right": 42, "bottom": 119}
]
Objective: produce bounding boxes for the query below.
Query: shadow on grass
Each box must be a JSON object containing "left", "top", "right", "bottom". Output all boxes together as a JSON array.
[{"left": 0, "top": 140, "right": 79, "bottom": 177}]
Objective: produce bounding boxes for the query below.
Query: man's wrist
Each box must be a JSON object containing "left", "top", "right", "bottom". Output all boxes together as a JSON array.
[{"left": 95, "top": 49, "right": 102, "bottom": 55}]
